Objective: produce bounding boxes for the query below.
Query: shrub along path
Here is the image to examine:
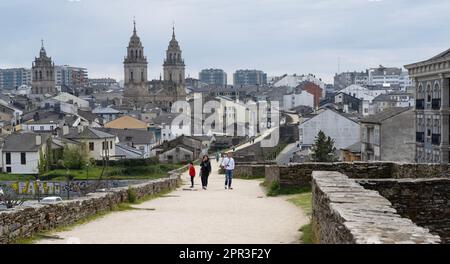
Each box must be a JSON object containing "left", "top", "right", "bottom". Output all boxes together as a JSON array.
[{"left": 37, "top": 160, "right": 307, "bottom": 244}]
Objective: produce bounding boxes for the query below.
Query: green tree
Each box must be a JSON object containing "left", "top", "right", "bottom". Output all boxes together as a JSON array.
[
  {"left": 310, "top": 130, "right": 337, "bottom": 162},
  {"left": 62, "top": 145, "right": 88, "bottom": 170},
  {"left": 38, "top": 148, "right": 47, "bottom": 175}
]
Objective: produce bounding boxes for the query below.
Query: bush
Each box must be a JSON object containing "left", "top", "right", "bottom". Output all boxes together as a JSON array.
[
  {"left": 267, "top": 181, "right": 281, "bottom": 196},
  {"left": 62, "top": 145, "right": 88, "bottom": 170},
  {"left": 127, "top": 187, "right": 137, "bottom": 203}
]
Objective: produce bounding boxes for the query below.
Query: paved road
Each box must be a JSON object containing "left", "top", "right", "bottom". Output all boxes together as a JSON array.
[
  {"left": 276, "top": 142, "right": 301, "bottom": 165},
  {"left": 37, "top": 160, "right": 307, "bottom": 244},
  {"left": 233, "top": 127, "right": 279, "bottom": 152}
]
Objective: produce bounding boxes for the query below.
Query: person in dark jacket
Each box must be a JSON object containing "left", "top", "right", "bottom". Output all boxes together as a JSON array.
[{"left": 200, "top": 155, "right": 212, "bottom": 190}]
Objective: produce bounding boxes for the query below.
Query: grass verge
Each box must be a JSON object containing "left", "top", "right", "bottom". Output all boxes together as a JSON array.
[
  {"left": 0, "top": 164, "right": 183, "bottom": 182},
  {"left": 287, "top": 192, "right": 317, "bottom": 244},
  {"left": 262, "top": 180, "right": 316, "bottom": 244},
  {"left": 299, "top": 223, "right": 316, "bottom": 244},
  {"left": 264, "top": 180, "right": 311, "bottom": 197}
]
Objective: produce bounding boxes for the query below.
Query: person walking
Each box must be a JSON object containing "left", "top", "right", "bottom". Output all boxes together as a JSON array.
[
  {"left": 200, "top": 155, "right": 212, "bottom": 190},
  {"left": 188, "top": 162, "right": 196, "bottom": 188},
  {"left": 221, "top": 152, "right": 236, "bottom": 190},
  {"left": 216, "top": 152, "right": 220, "bottom": 162}
]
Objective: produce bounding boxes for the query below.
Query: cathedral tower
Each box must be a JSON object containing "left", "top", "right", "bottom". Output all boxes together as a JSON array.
[
  {"left": 163, "top": 26, "right": 185, "bottom": 85},
  {"left": 124, "top": 20, "right": 149, "bottom": 103},
  {"left": 31, "top": 40, "right": 56, "bottom": 96}
]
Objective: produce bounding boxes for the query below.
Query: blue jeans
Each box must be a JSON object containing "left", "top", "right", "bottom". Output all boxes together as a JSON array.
[{"left": 225, "top": 170, "right": 233, "bottom": 187}]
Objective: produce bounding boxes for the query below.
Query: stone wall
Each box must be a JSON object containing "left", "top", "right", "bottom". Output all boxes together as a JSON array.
[
  {"left": 235, "top": 162, "right": 450, "bottom": 188},
  {"left": 232, "top": 165, "right": 266, "bottom": 179},
  {"left": 311, "top": 171, "right": 441, "bottom": 244},
  {"left": 0, "top": 171, "right": 182, "bottom": 244},
  {"left": 358, "top": 178, "right": 450, "bottom": 244}
]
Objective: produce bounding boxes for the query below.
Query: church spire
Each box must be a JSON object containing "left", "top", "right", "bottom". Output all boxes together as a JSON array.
[
  {"left": 172, "top": 22, "right": 176, "bottom": 39},
  {"left": 133, "top": 17, "right": 137, "bottom": 35},
  {"left": 39, "top": 39, "right": 47, "bottom": 57}
]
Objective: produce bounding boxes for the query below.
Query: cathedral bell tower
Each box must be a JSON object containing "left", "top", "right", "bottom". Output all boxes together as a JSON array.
[
  {"left": 163, "top": 26, "right": 185, "bottom": 85},
  {"left": 124, "top": 20, "right": 149, "bottom": 102},
  {"left": 31, "top": 40, "right": 56, "bottom": 96}
]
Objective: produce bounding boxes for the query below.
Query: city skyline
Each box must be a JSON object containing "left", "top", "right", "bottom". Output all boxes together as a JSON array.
[{"left": 1, "top": 0, "right": 450, "bottom": 83}]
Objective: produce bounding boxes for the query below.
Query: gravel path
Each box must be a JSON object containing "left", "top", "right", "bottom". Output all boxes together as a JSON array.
[{"left": 37, "top": 160, "right": 307, "bottom": 244}]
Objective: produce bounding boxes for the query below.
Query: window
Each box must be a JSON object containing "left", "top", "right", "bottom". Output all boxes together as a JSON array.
[
  {"left": 40, "top": 126, "right": 44, "bottom": 131},
  {"left": 110, "top": 141, "right": 113, "bottom": 149},
  {"left": 21, "top": 153, "right": 26, "bottom": 165},
  {"left": 5, "top": 152, "right": 11, "bottom": 165},
  {"left": 89, "top": 142, "right": 94, "bottom": 151},
  {"left": 6, "top": 167, "right": 11, "bottom": 173}
]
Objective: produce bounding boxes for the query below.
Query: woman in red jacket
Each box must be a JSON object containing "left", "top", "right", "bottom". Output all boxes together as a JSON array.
[{"left": 188, "top": 162, "right": 196, "bottom": 188}]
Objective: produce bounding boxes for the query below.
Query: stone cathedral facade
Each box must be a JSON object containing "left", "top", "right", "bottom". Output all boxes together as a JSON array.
[
  {"left": 31, "top": 41, "right": 56, "bottom": 97},
  {"left": 123, "top": 22, "right": 187, "bottom": 110}
]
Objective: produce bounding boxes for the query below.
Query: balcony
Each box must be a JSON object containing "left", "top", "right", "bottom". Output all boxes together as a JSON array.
[
  {"left": 416, "top": 132, "right": 425, "bottom": 143},
  {"left": 432, "top": 99, "right": 441, "bottom": 110},
  {"left": 432, "top": 134, "right": 441, "bottom": 146},
  {"left": 416, "top": 99, "right": 425, "bottom": 110}
]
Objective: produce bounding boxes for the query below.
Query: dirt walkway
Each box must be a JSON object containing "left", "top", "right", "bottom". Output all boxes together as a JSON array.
[{"left": 37, "top": 160, "right": 307, "bottom": 244}]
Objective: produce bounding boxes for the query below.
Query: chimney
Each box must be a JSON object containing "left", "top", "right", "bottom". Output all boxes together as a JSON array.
[{"left": 36, "top": 135, "right": 42, "bottom": 146}]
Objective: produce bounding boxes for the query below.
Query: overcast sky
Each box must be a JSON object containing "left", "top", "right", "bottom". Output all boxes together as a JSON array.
[{"left": 1, "top": 0, "right": 449, "bottom": 83}]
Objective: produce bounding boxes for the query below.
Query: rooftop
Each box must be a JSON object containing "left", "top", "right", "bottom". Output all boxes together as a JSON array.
[
  {"left": 361, "top": 107, "right": 412, "bottom": 124},
  {"left": 2, "top": 133, "right": 50, "bottom": 152},
  {"left": 66, "top": 127, "right": 115, "bottom": 140}
]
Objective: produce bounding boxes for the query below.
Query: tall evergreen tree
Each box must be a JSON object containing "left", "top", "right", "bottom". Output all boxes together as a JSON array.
[{"left": 311, "top": 130, "right": 337, "bottom": 162}]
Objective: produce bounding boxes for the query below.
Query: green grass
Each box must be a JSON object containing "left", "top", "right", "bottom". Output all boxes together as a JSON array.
[
  {"left": 286, "top": 190, "right": 316, "bottom": 244},
  {"left": 288, "top": 192, "right": 312, "bottom": 216},
  {"left": 262, "top": 180, "right": 316, "bottom": 244},
  {"left": 299, "top": 223, "right": 316, "bottom": 244},
  {"left": 0, "top": 174, "right": 35, "bottom": 181},
  {"left": 0, "top": 164, "right": 183, "bottom": 182},
  {"left": 264, "top": 180, "right": 311, "bottom": 197},
  {"left": 13, "top": 186, "right": 175, "bottom": 244}
]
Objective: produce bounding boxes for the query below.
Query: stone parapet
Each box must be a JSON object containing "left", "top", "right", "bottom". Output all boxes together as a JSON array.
[
  {"left": 311, "top": 171, "right": 441, "bottom": 244},
  {"left": 0, "top": 175, "right": 181, "bottom": 244},
  {"left": 358, "top": 178, "right": 450, "bottom": 243}
]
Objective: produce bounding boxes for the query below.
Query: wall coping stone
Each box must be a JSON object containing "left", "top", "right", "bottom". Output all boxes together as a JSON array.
[{"left": 312, "top": 171, "right": 441, "bottom": 244}]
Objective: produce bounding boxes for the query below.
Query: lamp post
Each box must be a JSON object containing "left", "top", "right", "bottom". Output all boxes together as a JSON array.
[{"left": 86, "top": 162, "right": 90, "bottom": 181}]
